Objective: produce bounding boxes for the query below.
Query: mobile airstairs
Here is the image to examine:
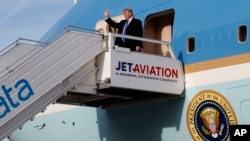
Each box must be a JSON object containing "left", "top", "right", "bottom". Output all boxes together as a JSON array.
[{"left": 0, "top": 25, "right": 185, "bottom": 140}]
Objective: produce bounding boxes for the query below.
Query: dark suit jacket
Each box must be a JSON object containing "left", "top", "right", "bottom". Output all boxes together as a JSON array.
[{"left": 105, "top": 17, "right": 143, "bottom": 51}]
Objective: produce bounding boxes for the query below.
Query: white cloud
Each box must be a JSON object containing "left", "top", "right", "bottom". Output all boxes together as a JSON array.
[
  {"left": 0, "top": 0, "right": 73, "bottom": 49},
  {"left": 0, "top": 0, "right": 30, "bottom": 26}
]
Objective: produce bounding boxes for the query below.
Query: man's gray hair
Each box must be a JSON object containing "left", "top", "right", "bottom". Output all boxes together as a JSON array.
[{"left": 123, "top": 8, "right": 133, "bottom": 16}]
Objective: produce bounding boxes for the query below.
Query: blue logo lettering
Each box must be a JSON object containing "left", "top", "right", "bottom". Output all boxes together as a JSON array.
[
  {"left": 0, "top": 79, "right": 34, "bottom": 119},
  {"left": 116, "top": 61, "right": 133, "bottom": 72}
]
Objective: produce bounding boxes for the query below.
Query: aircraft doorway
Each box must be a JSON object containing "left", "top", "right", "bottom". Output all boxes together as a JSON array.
[{"left": 143, "top": 9, "right": 174, "bottom": 56}]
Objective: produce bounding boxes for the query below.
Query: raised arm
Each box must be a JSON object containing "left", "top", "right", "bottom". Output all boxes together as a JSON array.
[{"left": 104, "top": 10, "right": 120, "bottom": 28}]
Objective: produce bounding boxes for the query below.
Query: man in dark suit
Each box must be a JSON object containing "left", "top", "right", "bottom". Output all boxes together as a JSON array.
[{"left": 104, "top": 8, "right": 143, "bottom": 52}]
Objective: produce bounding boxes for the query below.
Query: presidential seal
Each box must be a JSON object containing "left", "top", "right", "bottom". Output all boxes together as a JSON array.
[{"left": 187, "top": 90, "right": 237, "bottom": 141}]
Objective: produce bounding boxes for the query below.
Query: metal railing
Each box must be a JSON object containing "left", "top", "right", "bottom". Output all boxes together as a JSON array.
[
  {"left": 0, "top": 25, "right": 101, "bottom": 57},
  {"left": 41, "top": 25, "right": 101, "bottom": 46},
  {"left": 108, "top": 33, "right": 176, "bottom": 59},
  {"left": 0, "top": 25, "right": 103, "bottom": 80},
  {"left": 0, "top": 38, "right": 47, "bottom": 57}
]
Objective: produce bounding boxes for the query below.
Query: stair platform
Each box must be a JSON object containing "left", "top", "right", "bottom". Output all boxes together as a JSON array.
[{"left": 59, "top": 33, "right": 185, "bottom": 108}]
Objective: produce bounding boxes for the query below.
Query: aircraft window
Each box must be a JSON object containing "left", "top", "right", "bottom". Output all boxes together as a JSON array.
[
  {"left": 187, "top": 37, "right": 195, "bottom": 53},
  {"left": 238, "top": 25, "right": 247, "bottom": 42}
]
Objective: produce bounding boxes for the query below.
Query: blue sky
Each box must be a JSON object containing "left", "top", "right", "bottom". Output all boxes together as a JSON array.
[{"left": 0, "top": 0, "right": 74, "bottom": 49}]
